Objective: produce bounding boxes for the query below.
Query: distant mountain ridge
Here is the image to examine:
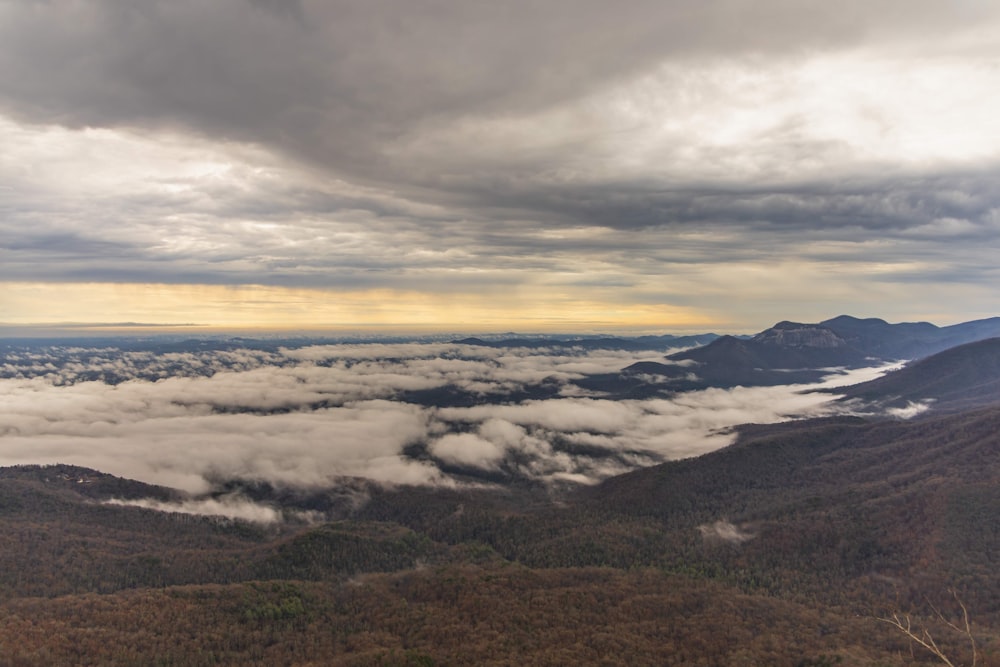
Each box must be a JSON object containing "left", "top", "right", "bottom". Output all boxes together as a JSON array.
[
  {"left": 819, "top": 314, "right": 1000, "bottom": 359},
  {"left": 451, "top": 333, "right": 719, "bottom": 351},
  {"left": 669, "top": 327, "right": 870, "bottom": 369},
  {"left": 613, "top": 314, "right": 1000, "bottom": 392}
]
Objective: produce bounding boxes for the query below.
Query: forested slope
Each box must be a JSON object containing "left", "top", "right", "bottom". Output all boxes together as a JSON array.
[{"left": 1, "top": 403, "right": 998, "bottom": 665}]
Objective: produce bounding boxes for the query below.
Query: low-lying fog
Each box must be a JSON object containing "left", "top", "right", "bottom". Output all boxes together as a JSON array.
[{"left": 0, "top": 341, "right": 895, "bottom": 503}]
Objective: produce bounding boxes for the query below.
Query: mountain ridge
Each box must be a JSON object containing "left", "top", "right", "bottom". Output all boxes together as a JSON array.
[
  {"left": 611, "top": 314, "right": 1000, "bottom": 392},
  {"left": 836, "top": 336, "right": 1000, "bottom": 413}
]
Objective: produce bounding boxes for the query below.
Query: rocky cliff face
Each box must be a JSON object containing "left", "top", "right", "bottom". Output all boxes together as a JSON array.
[{"left": 752, "top": 323, "right": 847, "bottom": 349}]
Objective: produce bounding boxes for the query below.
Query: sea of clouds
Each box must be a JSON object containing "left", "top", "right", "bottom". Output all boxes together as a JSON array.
[{"left": 0, "top": 340, "right": 893, "bottom": 519}]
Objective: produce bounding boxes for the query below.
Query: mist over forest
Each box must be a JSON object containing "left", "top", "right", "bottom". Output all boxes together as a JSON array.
[
  {"left": 2, "top": 320, "right": 1000, "bottom": 665},
  {"left": 0, "top": 335, "right": 893, "bottom": 515}
]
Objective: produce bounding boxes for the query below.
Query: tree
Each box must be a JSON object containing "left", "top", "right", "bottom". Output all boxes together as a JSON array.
[{"left": 878, "top": 591, "right": 980, "bottom": 667}]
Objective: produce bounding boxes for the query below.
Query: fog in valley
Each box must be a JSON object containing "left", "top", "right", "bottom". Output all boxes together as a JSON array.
[{"left": 0, "top": 339, "right": 897, "bottom": 521}]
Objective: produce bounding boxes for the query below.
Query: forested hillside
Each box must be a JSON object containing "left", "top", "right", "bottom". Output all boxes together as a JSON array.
[{"left": 1, "top": 400, "right": 998, "bottom": 665}]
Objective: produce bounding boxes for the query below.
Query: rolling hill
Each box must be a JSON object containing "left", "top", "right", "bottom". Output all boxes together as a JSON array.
[{"left": 836, "top": 337, "right": 1000, "bottom": 412}]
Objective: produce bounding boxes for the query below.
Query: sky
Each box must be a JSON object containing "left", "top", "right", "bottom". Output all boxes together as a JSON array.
[{"left": 2, "top": 0, "right": 1000, "bottom": 334}]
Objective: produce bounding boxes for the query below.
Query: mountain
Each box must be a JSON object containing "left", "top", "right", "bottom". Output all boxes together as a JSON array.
[
  {"left": 611, "top": 315, "right": 1000, "bottom": 393},
  {"left": 836, "top": 337, "right": 1000, "bottom": 412},
  {"left": 586, "top": 406, "right": 1000, "bottom": 525},
  {"left": 821, "top": 314, "right": 1000, "bottom": 359},
  {"left": 4, "top": 405, "right": 999, "bottom": 664},
  {"left": 618, "top": 323, "right": 871, "bottom": 390},
  {"left": 676, "top": 322, "right": 870, "bottom": 366},
  {"left": 453, "top": 315, "right": 1000, "bottom": 365},
  {"left": 3, "top": 397, "right": 1000, "bottom": 664},
  {"left": 582, "top": 404, "right": 1000, "bottom": 620},
  {"left": 4, "top": 316, "right": 1000, "bottom": 664}
]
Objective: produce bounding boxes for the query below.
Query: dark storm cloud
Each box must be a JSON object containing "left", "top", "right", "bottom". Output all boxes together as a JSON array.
[
  {"left": 464, "top": 170, "right": 1000, "bottom": 235},
  {"left": 1, "top": 0, "right": 995, "bottom": 189}
]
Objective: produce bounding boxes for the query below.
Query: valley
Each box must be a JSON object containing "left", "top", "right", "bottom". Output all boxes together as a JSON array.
[{"left": 1, "top": 317, "right": 999, "bottom": 665}]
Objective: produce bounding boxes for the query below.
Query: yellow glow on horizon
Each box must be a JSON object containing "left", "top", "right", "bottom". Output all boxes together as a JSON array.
[{"left": 0, "top": 282, "right": 720, "bottom": 334}]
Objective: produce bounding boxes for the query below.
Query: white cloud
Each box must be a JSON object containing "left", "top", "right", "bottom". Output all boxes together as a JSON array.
[
  {"left": 438, "top": 398, "right": 637, "bottom": 435},
  {"left": 886, "top": 400, "right": 934, "bottom": 419},
  {"left": 0, "top": 344, "right": 892, "bottom": 491},
  {"left": 698, "top": 520, "right": 754, "bottom": 544},
  {"left": 104, "top": 496, "right": 293, "bottom": 524},
  {"left": 428, "top": 433, "right": 506, "bottom": 469}
]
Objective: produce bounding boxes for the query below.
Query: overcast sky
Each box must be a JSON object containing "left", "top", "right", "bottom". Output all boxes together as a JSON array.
[{"left": 2, "top": 0, "right": 1000, "bottom": 333}]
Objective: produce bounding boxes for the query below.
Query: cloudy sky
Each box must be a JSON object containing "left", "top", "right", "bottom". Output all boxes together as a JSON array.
[{"left": 2, "top": 0, "right": 1000, "bottom": 333}]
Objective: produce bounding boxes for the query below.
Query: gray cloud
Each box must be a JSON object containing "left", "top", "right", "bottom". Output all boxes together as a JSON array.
[
  {"left": 3, "top": 2, "right": 997, "bottom": 180},
  {"left": 1, "top": 1, "right": 999, "bottom": 327},
  {"left": 2, "top": 1, "right": 992, "bottom": 144}
]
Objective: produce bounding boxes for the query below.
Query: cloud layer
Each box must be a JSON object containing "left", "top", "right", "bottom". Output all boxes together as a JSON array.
[{"left": 0, "top": 341, "right": 887, "bottom": 494}]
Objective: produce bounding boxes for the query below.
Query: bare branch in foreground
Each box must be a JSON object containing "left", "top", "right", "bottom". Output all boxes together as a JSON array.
[{"left": 877, "top": 590, "right": 979, "bottom": 667}]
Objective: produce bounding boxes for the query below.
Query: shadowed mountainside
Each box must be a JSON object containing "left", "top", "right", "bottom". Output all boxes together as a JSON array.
[
  {"left": 822, "top": 314, "right": 1000, "bottom": 359},
  {"left": 835, "top": 337, "right": 1000, "bottom": 413},
  {"left": 613, "top": 315, "right": 1000, "bottom": 392}
]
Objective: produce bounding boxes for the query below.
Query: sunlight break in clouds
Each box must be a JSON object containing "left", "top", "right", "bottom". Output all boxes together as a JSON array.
[{"left": 0, "top": 282, "right": 716, "bottom": 334}]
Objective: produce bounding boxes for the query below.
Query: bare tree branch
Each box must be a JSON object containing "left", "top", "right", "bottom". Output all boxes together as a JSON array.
[
  {"left": 877, "top": 590, "right": 980, "bottom": 667},
  {"left": 877, "top": 613, "right": 956, "bottom": 667}
]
